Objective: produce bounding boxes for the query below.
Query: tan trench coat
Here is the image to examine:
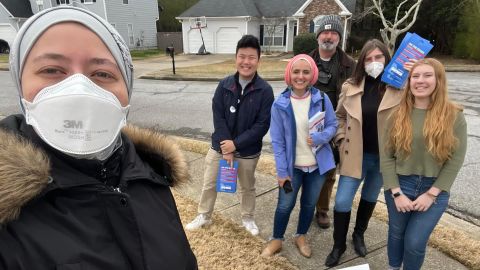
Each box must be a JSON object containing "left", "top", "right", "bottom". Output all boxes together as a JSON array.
[{"left": 334, "top": 79, "right": 403, "bottom": 179}]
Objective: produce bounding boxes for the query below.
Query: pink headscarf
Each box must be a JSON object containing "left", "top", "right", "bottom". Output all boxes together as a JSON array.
[{"left": 284, "top": 54, "right": 319, "bottom": 86}]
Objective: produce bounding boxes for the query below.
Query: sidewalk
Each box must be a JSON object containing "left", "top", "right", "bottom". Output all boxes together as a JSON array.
[{"left": 178, "top": 149, "right": 472, "bottom": 270}]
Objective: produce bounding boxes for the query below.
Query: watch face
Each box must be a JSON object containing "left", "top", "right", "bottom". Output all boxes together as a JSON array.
[{"left": 393, "top": 192, "right": 402, "bottom": 198}]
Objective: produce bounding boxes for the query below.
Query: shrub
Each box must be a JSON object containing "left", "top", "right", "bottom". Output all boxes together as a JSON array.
[{"left": 293, "top": 33, "right": 317, "bottom": 55}]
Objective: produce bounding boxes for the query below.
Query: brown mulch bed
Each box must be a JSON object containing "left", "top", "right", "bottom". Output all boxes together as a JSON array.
[{"left": 173, "top": 192, "right": 298, "bottom": 270}]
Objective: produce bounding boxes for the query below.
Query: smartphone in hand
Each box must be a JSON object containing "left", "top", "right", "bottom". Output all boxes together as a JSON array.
[{"left": 283, "top": 180, "right": 293, "bottom": 193}]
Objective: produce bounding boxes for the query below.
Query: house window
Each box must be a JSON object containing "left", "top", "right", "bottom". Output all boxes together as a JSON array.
[
  {"left": 38, "top": 4, "right": 44, "bottom": 11},
  {"left": 56, "top": 0, "right": 70, "bottom": 4},
  {"left": 127, "top": 24, "right": 134, "bottom": 45},
  {"left": 123, "top": 0, "right": 129, "bottom": 4},
  {"left": 80, "top": 0, "right": 96, "bottom": 3},
  {"left": 262, "top": 25, "right": 285, "bottom": 46}
]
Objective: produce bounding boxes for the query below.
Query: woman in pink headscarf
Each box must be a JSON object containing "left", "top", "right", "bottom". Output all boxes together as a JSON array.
[{"left": 261, "top": 54, "right": 338, "bottom": 258}]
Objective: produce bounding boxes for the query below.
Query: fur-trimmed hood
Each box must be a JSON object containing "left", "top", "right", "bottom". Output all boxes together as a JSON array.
[{"left": 0, "top": 121, "right": 188, "bottom": 225}]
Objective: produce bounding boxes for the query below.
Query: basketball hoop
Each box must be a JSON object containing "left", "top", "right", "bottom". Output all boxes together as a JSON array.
[
  {"left": 189, "top": 16, "right": 210, "bottom": 55},
  {"left": 189, "top": 16, "right": 207, "bottom": 30}
]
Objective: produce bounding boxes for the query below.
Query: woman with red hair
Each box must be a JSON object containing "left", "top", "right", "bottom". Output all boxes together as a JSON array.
[
  {"left": 381, "top": 58, "right": 467, "bottom": 270},
  {"left": 261, "top": 54, "right": 337, "bottom": 258}
]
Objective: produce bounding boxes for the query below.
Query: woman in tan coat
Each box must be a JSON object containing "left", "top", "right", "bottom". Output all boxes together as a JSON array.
[{"left": 325, "top": 39, "right": 402, "bottom": 267}]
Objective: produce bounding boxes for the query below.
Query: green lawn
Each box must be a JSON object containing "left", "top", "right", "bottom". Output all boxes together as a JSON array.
[{"left": 130, "top": 49, "right": 164, "bottom": 60}]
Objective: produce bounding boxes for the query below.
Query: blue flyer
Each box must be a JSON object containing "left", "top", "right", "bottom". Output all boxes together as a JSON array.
[
  {"left": 381, "top": 32, "right": 434, "bottom": 89},
  {"left": 216, "top": 159, "right": 238, "bottom": 193}
]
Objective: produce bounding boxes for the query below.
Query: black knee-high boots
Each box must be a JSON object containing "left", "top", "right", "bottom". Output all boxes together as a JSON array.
[
  {"left": 352, "top": 199, "right": 377, "bottom": 257},
  {"left": 325, "top": 211, "right": 351, "bottom": 267}
]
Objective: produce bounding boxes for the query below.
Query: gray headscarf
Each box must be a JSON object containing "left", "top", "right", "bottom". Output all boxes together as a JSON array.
[{"left": 9, "top": 6, "right": 134, "bottom": 110}]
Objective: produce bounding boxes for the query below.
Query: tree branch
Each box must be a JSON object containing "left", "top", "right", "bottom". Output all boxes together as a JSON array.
[
  {"left": 395, "top": 0, "right": 409, "bottom": 23},
  {"left": 371, "top": 0, "right": 390, "bottom": 29},
  {"left": 395, "top": 0, "right": 422, "bottom": 28},
  {"left": 397, "top": 1, "right": 422, "bottom": 34}
]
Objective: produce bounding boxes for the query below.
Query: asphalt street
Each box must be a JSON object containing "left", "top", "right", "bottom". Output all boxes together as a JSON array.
[{"left": 0, "top": 71, "right": 479, "bottom": 225}]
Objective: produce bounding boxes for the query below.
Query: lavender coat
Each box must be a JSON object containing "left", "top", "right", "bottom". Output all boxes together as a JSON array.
[{"left": 270, "top": 87, "right": 338, "bottom": 179}]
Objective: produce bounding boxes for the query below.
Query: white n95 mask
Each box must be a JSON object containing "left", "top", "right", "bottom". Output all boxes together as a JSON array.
[
  {"left": 22, "top": 74, "right": 130, "bottom": 157},
  {"left": 365, "top": 62, "right": 384, "bottom": 79}
]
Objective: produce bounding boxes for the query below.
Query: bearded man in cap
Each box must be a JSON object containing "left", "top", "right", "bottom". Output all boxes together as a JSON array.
[{"left": 309, "top": 14, "right": 356, "bottom": 229}]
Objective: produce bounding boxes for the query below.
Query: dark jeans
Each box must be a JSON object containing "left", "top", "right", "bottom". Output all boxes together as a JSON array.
[
  {"left": 272, "top": 168, "right": 326, "bottom": 239},
  {"left": 385, "top": 175, "right": 449, "bottom": 270}
]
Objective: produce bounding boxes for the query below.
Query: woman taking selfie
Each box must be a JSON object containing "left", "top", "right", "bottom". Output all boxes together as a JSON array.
[{"left": 0, "top": 6, "right": 196, "bottom": 269}]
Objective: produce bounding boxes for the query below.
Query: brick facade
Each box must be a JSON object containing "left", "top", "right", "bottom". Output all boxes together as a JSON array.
[{"left": 299, "top": 0, "right": 342, "bottom": 34}]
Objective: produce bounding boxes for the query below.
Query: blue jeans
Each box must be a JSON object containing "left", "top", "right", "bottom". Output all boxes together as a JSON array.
[
  {"left": 272, "top": 168, "right": 326, "bottom": 239},
  {"left": 385, "top": 175, "right": 449, "bottom": 270},
  {"left": 334, "top": 153, "right": 383, "bottom": 212}
]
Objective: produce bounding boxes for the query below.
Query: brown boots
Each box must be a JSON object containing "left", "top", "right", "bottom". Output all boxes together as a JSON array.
[{"left": 316, "top": 210, "right": 330, "bottom": 229}]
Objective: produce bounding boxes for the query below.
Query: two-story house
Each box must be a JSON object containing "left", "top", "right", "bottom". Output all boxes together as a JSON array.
[{"left": 0, "top": 0, "right": 159, "bottom": 53}]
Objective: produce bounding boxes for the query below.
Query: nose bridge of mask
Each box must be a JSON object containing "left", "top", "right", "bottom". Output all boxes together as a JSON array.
[{"left": 32, "top": 73, "right": 122, "bottom": 106}]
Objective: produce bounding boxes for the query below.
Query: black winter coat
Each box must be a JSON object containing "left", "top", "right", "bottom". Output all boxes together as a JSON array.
[
  {"left": 211, "top": 72, "right": 274, "bottom": 157},
  {"left": 0, "top": 115, "right": 197, "bottom": 270}
]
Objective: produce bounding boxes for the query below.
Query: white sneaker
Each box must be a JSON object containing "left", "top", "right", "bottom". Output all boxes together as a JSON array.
[
  {"left": 242, "top": 219, "right": 259, "bottom": 236},
  {"left": 185, "top": 214, "right": 211, "bottom": 230}
]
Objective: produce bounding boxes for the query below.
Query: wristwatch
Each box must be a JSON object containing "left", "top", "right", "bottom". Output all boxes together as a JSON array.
[{"left": 392, "top": 190, "right": 403, "bottom": 198}]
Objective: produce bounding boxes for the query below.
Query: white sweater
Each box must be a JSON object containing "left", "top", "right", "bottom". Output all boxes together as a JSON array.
[{"left": 291, "top": 92, "right": 317, "bottom": 167}]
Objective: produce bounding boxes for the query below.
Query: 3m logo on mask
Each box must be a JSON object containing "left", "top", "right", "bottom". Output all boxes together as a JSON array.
[{"left": 64, "top": 120, "right": 83, "bottom": 129}]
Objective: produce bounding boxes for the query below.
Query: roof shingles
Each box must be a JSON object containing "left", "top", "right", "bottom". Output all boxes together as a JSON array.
[{"left": 0, "top": 0, "right": 33, "bottom": 18}]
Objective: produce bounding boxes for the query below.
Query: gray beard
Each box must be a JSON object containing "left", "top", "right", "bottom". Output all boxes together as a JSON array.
[{"left": 319, "top": 41, "right": 337, "bottom": 51}]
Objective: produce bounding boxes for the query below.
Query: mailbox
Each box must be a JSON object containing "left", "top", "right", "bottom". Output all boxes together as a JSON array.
[
  {"left": 166, "top": 46, "right": 174, "bottom": 58},
  {"left": 165, "top": 45, "right": 176, "bottom": 74}
]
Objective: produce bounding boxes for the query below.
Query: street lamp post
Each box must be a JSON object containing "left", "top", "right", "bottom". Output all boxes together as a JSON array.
[{"left": 339, "top": 11, "right": 352, "bottom": 51}]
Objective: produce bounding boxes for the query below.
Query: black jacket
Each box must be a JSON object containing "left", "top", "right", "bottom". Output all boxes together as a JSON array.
[
  {"left": 309, "top": 47, "right": 356, "bottom": 109},
  {"left": 0, "top": 115, "right": 197, "bottom": 270},
  {"left": 211, "top": 72, "right": 274, "bottom": 157}
]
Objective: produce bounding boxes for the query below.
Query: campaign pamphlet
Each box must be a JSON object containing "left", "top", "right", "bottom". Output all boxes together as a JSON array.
[
  {"left": 381, "top": 32, "right": 434, "bottom": 89},
  {"left": 216, "top": 159, "right": 238, "bottom": 193},
  {"left": 308, "top": 110, "right": 325, "bottom": 153}
]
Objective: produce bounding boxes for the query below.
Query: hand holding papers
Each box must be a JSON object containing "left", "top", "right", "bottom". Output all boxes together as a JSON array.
[
  {"left": 216, "top": 159, "right": 238, "bottom": 193},
  {"left": 381, "top": 33, "right": 433, "bottom": 89},
  {"left": 308, "top": 110, "right": 325, "bottom": 154}
]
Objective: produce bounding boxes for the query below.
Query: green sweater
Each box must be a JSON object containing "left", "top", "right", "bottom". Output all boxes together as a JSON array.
[{"left": 380, "top": 108, "right": 467, "bottom": 192}]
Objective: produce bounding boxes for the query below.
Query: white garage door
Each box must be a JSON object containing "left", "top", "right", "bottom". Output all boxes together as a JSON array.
[
  {"left": 0, "top": 24, "right": 17, "bottom": 48},
  {"left": 216, "top": 27, "right": 242, "bottom": 54},
  {"left": 187, "top": 28, "right": 213, "bottom": 54}
]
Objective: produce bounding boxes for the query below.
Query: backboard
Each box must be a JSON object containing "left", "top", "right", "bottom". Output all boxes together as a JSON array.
[{"left": 189, "top": 16, "right": 207, "bottom": 29}]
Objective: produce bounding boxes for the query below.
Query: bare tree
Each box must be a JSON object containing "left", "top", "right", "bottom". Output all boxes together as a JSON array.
[
  {"left": 371, "top": 0, "right": 423, "bottom": 55},
  {"left": 262, "top": 16, "right": 286, "bottom": 54}
]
